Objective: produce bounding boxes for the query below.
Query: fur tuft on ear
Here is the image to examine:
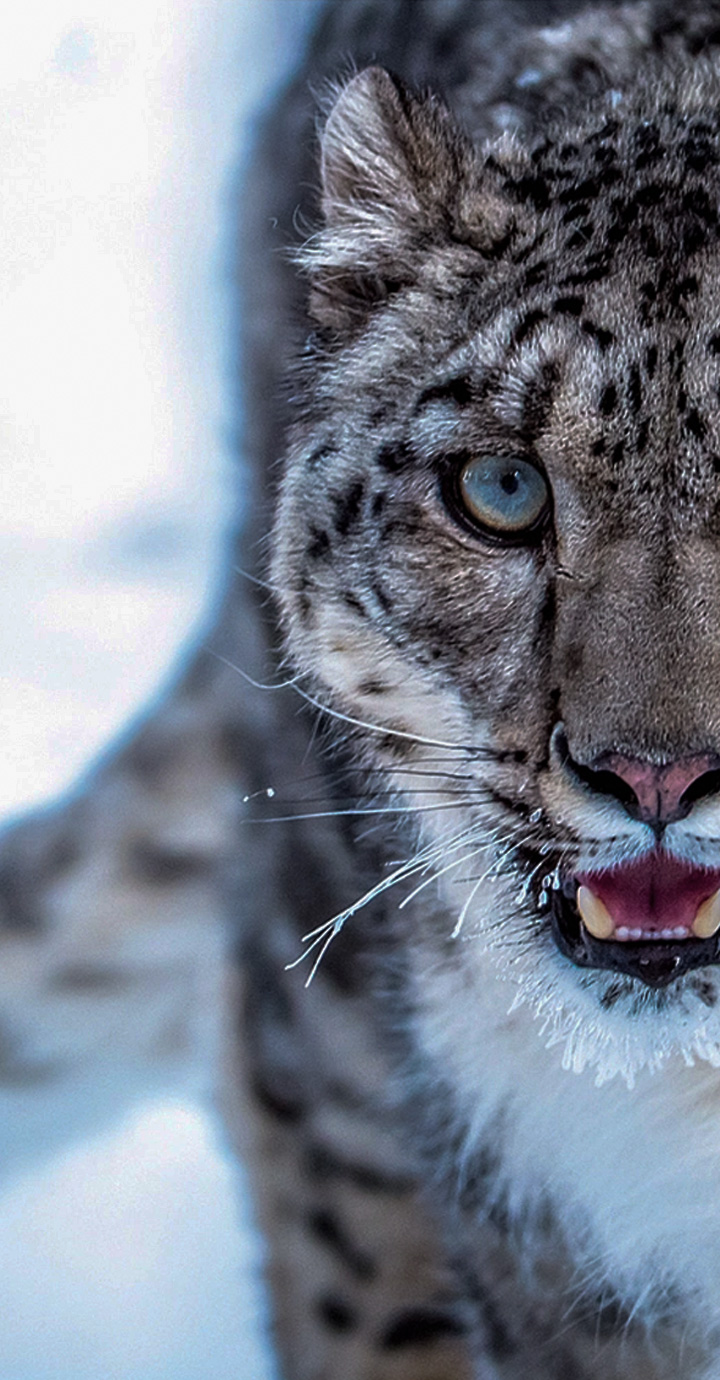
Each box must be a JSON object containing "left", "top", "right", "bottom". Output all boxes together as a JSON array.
[{"left": 303, "top": 67, "right": 523, "bottom": 333}]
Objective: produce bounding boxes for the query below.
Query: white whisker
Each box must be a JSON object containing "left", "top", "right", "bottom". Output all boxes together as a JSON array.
[
  {"left": 289, "top": 684, "right": 481, "bottom": 755},
  {"left": 208, "top": 649, "right": 303, "bottom": 693}
]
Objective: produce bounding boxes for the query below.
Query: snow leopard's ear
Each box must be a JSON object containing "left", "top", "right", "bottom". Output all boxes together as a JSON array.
[{"left": 305, "top": 66, "right": 521, "bottom": 331}]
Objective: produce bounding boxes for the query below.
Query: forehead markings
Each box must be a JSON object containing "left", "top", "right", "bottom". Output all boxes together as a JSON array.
[
  {"left": 330, "top": 478, "right": 365, "bottom": 537},
  {"left": 375, "top": 440, "right": 415, "bottom": 473},
  {"left": 416, "top": 376, "right": 474, "bottom": 409}
]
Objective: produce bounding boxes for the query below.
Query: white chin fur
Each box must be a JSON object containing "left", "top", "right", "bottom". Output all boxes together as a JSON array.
[{"left": 459, "top": 880, "right": 720, "bottom": 1089}]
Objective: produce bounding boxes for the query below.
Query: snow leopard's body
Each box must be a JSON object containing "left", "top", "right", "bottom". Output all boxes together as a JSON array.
[{"left": 7, "top": 2, "right": 720, "bottom": 1376}]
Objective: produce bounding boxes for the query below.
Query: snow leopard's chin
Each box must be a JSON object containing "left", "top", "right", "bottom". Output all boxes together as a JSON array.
[{"left": 507, "top": 924, "right": 720, "bottom": 1089}]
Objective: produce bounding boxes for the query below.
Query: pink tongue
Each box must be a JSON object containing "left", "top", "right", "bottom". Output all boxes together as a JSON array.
[{"left": 577, "top": 854, "right": 720, "bottom": 933}]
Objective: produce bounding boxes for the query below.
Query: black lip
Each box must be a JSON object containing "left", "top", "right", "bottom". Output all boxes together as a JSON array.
[{"left": 549, "top": 886, "right": 720, "bottom": 989}]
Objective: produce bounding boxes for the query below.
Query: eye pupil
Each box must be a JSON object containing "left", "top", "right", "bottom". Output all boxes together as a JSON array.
[{"left": 455, "top": 455, "right": 549, "bottom": 537}]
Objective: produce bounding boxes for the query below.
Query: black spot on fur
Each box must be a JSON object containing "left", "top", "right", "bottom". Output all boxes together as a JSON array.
[
  {"left": 678, "top": 274, "right": 699, "bottom": 297},
  {"left": 369, "top": 401, "right": 393, "bottom": 426},
  {"left": 483, "top": 227, "right": 514, "bottom": 258},
  {"left": 251, "top": 1074, "right": 305, "bottom": 1125},
  {"left": 307, "top": 1208, "right": 376, "bottom": 1281},
  {"left": 380, "top": 1307, "right": 468, "bottom": 1350},
  {"left": 646, "top": 343, "right": 658, "bottom": 376},
  {"left": 610, "top": 440, "right": 625, "bottom": 467},
  {"left": 523, "top": 259, "right": 550, "bottom": 289},
  {"left": 305, "top": 526, "right": 331, "bottom": 562},
  {"left": 304, "top": 1143, "right": 414, "bottom": 1195},
  {"left": 636, "top": 418, "right": 650, "bottom": 453},
  {"left": 356, "top": 679, "right": 388, "bottom": 696},
  {"left": 379, "top": 511, "right": 422, "bottom": 542},
  {"left": 566, "top": 227, "right": 592, "bottom": 249},
  {"left": 417, "top": 376, "right": 473, "bottom": 408},
  {"left": 693, "top": 979, "right": 718, "bottom": 1008},
  {"left": 371, "top": 490, "right": 387, "bottom": 518},
  {"left": 375, "top": 440, "right": 414, "bottom": 472},
  {"left": 708, "top": 333, "right": 720, "bottom": 356},
  {"left": 559, "top": 175, "right": 603, "bottom": 203},
  {"left": 513, "top": 308, "right": 546, "bottom": 345},
  {"left": 316, "top": 1294, "right": 358, "bottom": 1334},
  {"left": 296, "top": 573, "right": 312, "bottom": 622},
  {"left": 378, "top": 730, "right": 415, "bottom": 759},
  {"left": 581, "top": 320, "right": 613, "bottom": 350},
  {"left": 561, "top": 261, "right": 608, "bottom": 287},
  {"left": 342, "top": 592, "right": 368, "bottom": 618},
  {"left": 627, "top": 363, "right": 642, "bottom": 414},
  {"left": 332, "top": 479, "right": 365, "bottom": 536},
  {"left": 505, "top": 174, "right": 551, "bottom": 210},
  {"left": 371, "top": 581, "right": 394, "bottom": 615},
  {"left": 552, "top": 295, "right": 583, "bottom": 316},
  {"left": 685, "top": 408, "right": 707, "bottom": 440},
  {"left": 683, "top": 137, "right": 717, "bottom": 172},
  {"left": 599, "top": 383, "right": 618, "bottom": 416},
  {"left": 599, "top": 982, "right": 625, "bottom": 1010},
  {"left": 561, "top": 202, "right": 590, "bottom": 225},
  {"left": 634, "top": 180, "right": 663, "bottom": 209},
  {"left": 520, "top": 361, "right": 559, "bottom": 437}
]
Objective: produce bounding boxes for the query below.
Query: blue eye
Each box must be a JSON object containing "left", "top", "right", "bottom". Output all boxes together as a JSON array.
[{"left": 457, "top": 456, "right": 549, "bottom": 535}]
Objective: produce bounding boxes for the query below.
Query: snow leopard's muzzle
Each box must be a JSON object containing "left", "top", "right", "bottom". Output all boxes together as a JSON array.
[{"left": 543, "top": 727, "right": 720, "bottom": 988}]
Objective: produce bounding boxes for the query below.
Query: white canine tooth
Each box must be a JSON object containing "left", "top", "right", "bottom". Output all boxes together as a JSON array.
[
  {"left": 616, "top": 926, "right": 630, "bottom": 941},
  {"left": 576, "top": 885, "right": 614, "bottom": 940},
  {"left": 692, "top": 889, "right": 720, "bottom": 940}
]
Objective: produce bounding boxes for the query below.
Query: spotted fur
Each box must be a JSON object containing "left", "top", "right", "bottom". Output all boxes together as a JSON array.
[{"left": 10, "top": 2, "right": 720, "bottom": 1377}]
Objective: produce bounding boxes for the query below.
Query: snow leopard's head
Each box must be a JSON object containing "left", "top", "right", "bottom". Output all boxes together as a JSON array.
[{"left": 272, "top": 64, "right": 720, "bottom": 1082}]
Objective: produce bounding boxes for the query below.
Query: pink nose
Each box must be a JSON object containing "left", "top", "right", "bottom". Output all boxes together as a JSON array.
[{"left": 596, "top": 753, "right": 719, "bottom": 824}]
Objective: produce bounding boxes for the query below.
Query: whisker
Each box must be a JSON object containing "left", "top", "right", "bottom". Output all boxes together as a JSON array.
[
  {"left": 451, "top": 871, "right": 487, "bottom": 939},
  {"left": 247, "top": 783, "right": 486, "bottom": 808},
  {"left": 208, "top": 650, "right": 303, "bottom": 694},
  {"left": 398, "top": 845, "right": 489, "bottom": 908},
  {"left": 232, "top": 564, "right": 277, "bottom": 594},
  {"left": 289, "top": 684, "right": 485, "bottom": 756},
  {"left": 286, "top": 817, "right": 509, "bottom": 982},
  {"left": 245, "top": 800, "right": 483, "bottom": 825}
]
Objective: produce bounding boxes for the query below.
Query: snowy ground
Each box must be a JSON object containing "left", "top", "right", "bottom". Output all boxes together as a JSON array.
[{"left": 0, "top": 2, "right": 319, "bottom": 1375}]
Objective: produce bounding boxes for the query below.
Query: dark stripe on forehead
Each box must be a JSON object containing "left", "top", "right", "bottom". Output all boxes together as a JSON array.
[
  {"left": 519, "top": 360, "right": 560, "bottom": 438},
  {"left": 582, "top": 319, "right": 614, "bottom": 351},
  {"left": 512, "top": 308, "right": 546, "bottom": 347},
  {"left": 331, "top": 479, "right": 365, "bottom": 535},
  {"left": 375, "top": 440, "right": 415, "bottom": 472},
  {"left": 416, "top": 375, "right": 473, "bottom": 409}
]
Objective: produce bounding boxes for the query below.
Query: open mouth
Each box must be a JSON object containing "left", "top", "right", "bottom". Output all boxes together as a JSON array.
[{"left": 550, "top": 852, "right": 720, "bottom": 988}]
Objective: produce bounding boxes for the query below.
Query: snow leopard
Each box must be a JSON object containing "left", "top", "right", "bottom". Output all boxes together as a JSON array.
[{"left": 10, "top": 0, "right": 720, "bottom": 1376}]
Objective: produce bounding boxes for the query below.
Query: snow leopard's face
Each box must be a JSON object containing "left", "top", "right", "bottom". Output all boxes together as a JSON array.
[{"left": 273, "top": 65, "right": 720, "bottom": 1080}]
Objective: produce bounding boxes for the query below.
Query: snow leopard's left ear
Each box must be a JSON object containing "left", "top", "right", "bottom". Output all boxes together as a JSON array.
[{"left": 305, "top": 67, "right": 523, "bottom": 331}]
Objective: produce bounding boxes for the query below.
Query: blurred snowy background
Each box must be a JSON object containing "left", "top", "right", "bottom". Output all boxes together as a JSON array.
[{"left": 0, "top": 1, "right": 320, "bottom": 1375}]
